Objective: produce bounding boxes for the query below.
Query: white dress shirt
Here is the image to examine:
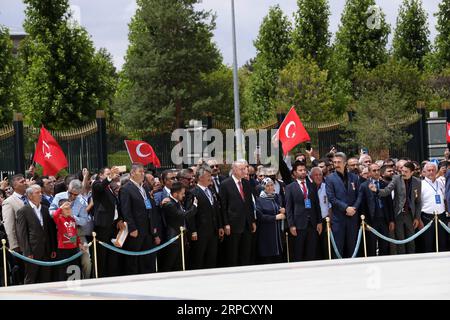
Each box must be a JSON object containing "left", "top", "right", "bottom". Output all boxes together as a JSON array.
[
  {"left": 30, "top": 201, "right": 43, "bottom": 227},
  {"left": 421, "top": 177, "right": 446, "bottom": 214},
  {"left": 317, "top": 182, "right": 332, "bottom": 219}
]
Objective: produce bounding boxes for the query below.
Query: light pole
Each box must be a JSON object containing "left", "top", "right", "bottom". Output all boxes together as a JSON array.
[{"left": 231, "top": 0, "right": 244, "bottom": 160}]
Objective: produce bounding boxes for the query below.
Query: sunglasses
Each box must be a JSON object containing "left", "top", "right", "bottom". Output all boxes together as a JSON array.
[{"left": 211, "top": 165, "right": 219, "bottom": 168}]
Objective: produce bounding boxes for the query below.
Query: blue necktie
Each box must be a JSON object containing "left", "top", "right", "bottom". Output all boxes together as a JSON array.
[
  {"left": 21, "top": 195, "right": 29, "bottom": 206},
  {"left": 375, "top": 181, "right": 383, "bottom": 209}
]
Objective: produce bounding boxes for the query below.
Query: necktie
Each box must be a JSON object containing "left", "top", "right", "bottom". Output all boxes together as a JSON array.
[
  {"left": 21, "top": 195, "right": 29, "bottom": 205},
  {"left": 205, "top": 188, "right": 214, "bottom": 205},
  {"left": 301, "top": 181, "right": 308, "bottom": 199},
  {"left": 214, "top": 177, "right": 220, "bottom": 192},
  {"left": 237, "top": 181, "right": 245, "bottom": 200},
  {"left": 375, "top": 181, "right": 383, "bottom": 209}
]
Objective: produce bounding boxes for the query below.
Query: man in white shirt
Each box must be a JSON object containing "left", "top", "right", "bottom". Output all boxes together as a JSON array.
[{"left": 421, "top": 162, "right": 448, "bottom": 252}]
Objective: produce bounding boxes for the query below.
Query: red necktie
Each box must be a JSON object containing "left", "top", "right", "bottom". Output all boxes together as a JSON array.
[
  {"left": 301, "top": 181, "right": 308, "bottom": 199},
  {"left": 238, "top": 180, "right": 245, "bottom": 200}
]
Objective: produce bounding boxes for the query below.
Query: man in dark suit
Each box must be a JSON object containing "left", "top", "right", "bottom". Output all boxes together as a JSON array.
[
  {"left": 220, "top": 160, "right": 256, "bottom": 267},
  {"left": 357, "top": 164, "right": 394, "bottom": 256},
  {"left": 92, "top": 166, "right": 125, "bottom": 277},
  {"left": 326, "top": 152, "right": 361, "bottom": 258},
  {"left": 120, "top": 163, "right": 159, "bottom": 275},
  {"left": 160, "top": 182, "right": 197, "bottom": 272},
  {"left": 286, "top": 161, "right": 322, "bottom": 261},
  {"left": 207, "top": 159, "right": 226, "bottom": 195},
  {"left": 370, "top": 161, "right": 421, "bottom": 254},
  {"left": 189, "top": 164, "right": 223, "bottom": 269},
  {"left": 16, "top": 184, "right": 56, "bottom": 284}
]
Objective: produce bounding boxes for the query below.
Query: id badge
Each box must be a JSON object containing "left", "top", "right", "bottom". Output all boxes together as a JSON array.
[
  {"left": 305, "top": 198, "right": 312, "bottom": 209},
  {"left": 145, "top": 198, "right": 152, "bottom": 209},
  {"left": 435, "top": 195, "right": 441, "bottom": 204}
]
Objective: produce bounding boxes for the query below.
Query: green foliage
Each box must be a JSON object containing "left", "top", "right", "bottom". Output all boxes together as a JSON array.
[
  {"left": 247, "top": 5, "right": 293, "bottom": 125},
  {"left": 334, "top": 0, "right": 390, "bottom": 78},
  {"left": 393, "top": 0, "right": 430, "bottom": 70},
  {"left": 347, "top": 88, "right": 418, "bottom": 155},
  {"left": 116, "top": 0, "right": 221, "bottom": 131},
  {"left": 353, "top": 58, "right": 424, "bottom": 110},
  {"left": 292, "top": 0, "right": 331, "bottom": 68},
  {"left": 434, "top": 0, "right": 450, "bottom": 71},
  {"left": 0, "top": 26, "right": 17, "bottom": 124},
  {"left": 275, "top": 54, "right": 335, "bottom": 122},
  {"left": 18, "top": 0, "right": 117, "bottom": 129}
]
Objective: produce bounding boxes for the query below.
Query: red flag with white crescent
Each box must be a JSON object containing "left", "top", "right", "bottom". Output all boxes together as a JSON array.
[
  {"left": 124, "top": 140, "right": 161, "bottom": 168},
  {"left": 33, "top": 126, "right": 68, "bottom": 176},
  {"left": 273, "top": 106, "right": 310, "bottom": 155}
]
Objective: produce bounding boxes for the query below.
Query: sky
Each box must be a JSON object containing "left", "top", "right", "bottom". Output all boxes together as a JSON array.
[{"left": 0, "top": 0, "right": 442, "bottom": 70}]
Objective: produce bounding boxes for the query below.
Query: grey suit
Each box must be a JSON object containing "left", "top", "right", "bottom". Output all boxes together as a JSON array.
[{"left": 376, "top": 175, "right": 421, "bottom": 254}]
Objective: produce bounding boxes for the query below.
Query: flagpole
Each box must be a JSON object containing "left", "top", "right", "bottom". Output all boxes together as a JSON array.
[{"left": 231, "top": 0, "right": 243, "bottom": 161}]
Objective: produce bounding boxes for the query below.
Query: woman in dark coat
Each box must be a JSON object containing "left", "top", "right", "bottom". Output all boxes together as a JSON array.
[{"left": 255, "top": 178, "right": 286, "bottom": 264}]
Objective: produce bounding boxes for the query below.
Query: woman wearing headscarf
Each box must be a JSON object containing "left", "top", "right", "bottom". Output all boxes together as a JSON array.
[{"left": 255, "top": 178, "right": 286, "bottom": 264}]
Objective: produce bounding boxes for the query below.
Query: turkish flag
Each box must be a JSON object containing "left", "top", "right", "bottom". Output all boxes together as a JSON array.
[
  {"left": 274, "top": 106, "right": 310, "bottom": 155},
  {"left": 33, "top": 126, "right": 68, "bottom": 176},
  {"left": 447, "top": 122, "right": 450, "bottom": 143},
  {"left": 124, "top": 140, "right": 161, "bottom": 168}
]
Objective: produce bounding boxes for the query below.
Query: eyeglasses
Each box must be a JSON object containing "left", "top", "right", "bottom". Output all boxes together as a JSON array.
[
  {"left": 211, "top": 165, "right": 219, "bottom": 168},
  {"left": 169, "top": 177, "right": 177, "bottom": 181},
  {"left": 68, "top": 191, "right": 79, "bottom": 197}
]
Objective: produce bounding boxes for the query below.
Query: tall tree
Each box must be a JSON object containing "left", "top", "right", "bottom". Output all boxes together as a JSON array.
[
  {"left": 393, "top": 0, "right": 430, "bottom": 70},
  {"left": 18, "top": 0, "right": 117, "bottom": 129},
  {"left": 248, "top": 5, "right": 293, "bottom": 125},
  {"left": 292, "top": 0, "right": 331, "bottom": 68},
  {"left": 0, "top": 26, "right": 17, "bottom": 124},
  {"left": 434, "top": 0, "right": 450, "bottom": 70},
  {"left": 334, "top": 0, "right": 390, "bottom": 78},
  {"left": 117, "top": 0, "right": 221, "bottom": 130}
]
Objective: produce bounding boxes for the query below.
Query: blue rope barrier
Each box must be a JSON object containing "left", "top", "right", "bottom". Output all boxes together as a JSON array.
[
  {"left": 438, "top": 220, "right": 450, "bottom": 234},
  {"left": 98, "top": 234, "right": 180, "bottom": 256},
  {"left": 367, "top": 220, "right": 433, "bottom": 245},
  {"left": 9, "top": 249, "right": 84, "bottom": 267},
  {"left": 329, "top": 230, "right": 343, "bottom": 259},
  {"left": 351, "top": 227, "right": 363, "bottom": 258}
]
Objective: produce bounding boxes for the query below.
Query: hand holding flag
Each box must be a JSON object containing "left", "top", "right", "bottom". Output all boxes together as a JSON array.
[{"left": 33, "top": 126, "right": 68, "bottom": 176}]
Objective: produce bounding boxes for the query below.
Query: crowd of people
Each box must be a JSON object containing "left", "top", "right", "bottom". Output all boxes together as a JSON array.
[{"left": 0, "top": 147, "right": 449, "bottom": 286}]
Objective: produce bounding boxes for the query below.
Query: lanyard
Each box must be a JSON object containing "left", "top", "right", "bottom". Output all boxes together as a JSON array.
[{"left": 425, "top": 179, "right": 439, "bottom": 195}]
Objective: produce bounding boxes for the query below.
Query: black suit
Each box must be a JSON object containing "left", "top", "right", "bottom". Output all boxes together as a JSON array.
[
  {"left": 160, "top": 197, "right": 197, "bottom": 272},
  {"left": 120, "top": 181, "right": 157, "bottom": 275},
  {"left": 16, "top": 204, "right": 56, "bottom": 284},
  {"left": 188, "top": 185, "right": 222, "bottom": 269},
  {"left": 92, "top": 178, "right": 123, "bottom": 277},
  {"left": 219, "top": 177, "right": 256, "bottom": 267},
  {"left": 286, "top": 180, "right": 321, "bottom": 261},
  {"left": 357, "top": 180, "right": 394, "bottom": 256}
]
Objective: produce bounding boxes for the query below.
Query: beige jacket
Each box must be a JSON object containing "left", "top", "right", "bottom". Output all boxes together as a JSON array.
[{"left": 2, "top": 194, "right": 25, "bottom": 251}]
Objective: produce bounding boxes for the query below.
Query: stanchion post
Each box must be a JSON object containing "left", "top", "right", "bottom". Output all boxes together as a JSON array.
[
  {"left": 2, "top": 239, "right": 7, "bottom": 287},
  {"left": 285, "top": 232, "right": 290, "bottom": 263},
  {"left": 434, "top": 211, "right": 439, "bottom": 253},
  {"left": 361, "top": 215, "right": 367, "bottom": 258},
  {"left": 180, "top": 227, "right": 186, "bottom": 271},
  {"left": 92, "top": 232, "right": 98, "bottom": 278},
  {"left": 326, "top": 217, "right": 332, "bottom": 260}
]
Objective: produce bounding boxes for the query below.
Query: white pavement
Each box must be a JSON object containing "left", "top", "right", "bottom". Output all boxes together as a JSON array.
[{"left": 0, "top": 252, "right": 449, "bottom": 300}]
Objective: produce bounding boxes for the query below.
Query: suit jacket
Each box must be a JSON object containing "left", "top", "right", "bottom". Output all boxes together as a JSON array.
[
  {"left": 120, "top": 182, "right": 155, "bottom": 236},
  {"left": 92, "top": 178, "right": 121, "bottom": 228},
  {"left": 377, "top": 174, "right": 421, "bottom": 219},
  {"left": 326, "top": 171, "right": 361, "bottom": 221},
  {"left": 16, "top": 205, "right": 56, "bottom": 258},
  {"left": 211, "top": 175, "right": 226, "bottom": 194},
  {"left": 162, "top": 197, "right": 197, "bottom": 239},
  {"left": 2, "top": 194, "right": 25, "bottom": 250},
  {"left": 190, "top": 185, "right": 222, "bottom": 237},
  {"left": 357, "top": 180, "right": 394, "bottom": 225},
  {"left": 219, "top": 177, "right": 256, "bottom": 234},
  {"left": 285, "top": 180, "right": 321, "bottom": 230},
  {"left": 445, "top": 171, "right": 450, "bottom": 207}
]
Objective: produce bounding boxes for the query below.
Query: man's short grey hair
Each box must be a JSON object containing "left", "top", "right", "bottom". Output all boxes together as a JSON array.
[
  {"left": 68, "top": 179, "right": 82, "bottom": 193},
  {"left": 131, "top": 163, "right": 144, "bottom": 173},
  {"left": 334, "top": 152, "right": 347, "bottom": 162},
  {"left": 196, "top": 164, "right": 212, "bottom": 180},
  {"left": 26, "top": 184, "right": 41, "bottom": 197},
  {"left": 310, "top": 167, "right": 323, "bottom": 176},
  {"left": 232, "top": 159, "right": 248, "bottom": 169},
  {"left": 424, "top": 162, "right": 437, "bottom": 170},
  {"left": 177, "top": 169, "right": 192, "bottom": 179}
]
